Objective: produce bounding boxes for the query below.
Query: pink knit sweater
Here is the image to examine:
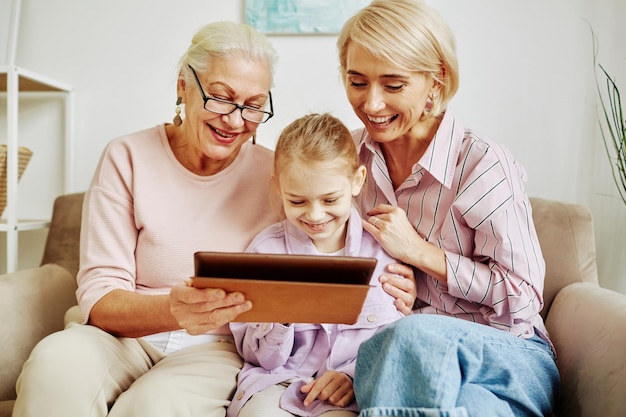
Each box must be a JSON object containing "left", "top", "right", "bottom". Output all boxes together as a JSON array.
[{"left": 76, "top": 124, "right": 281, "bottom": 334}]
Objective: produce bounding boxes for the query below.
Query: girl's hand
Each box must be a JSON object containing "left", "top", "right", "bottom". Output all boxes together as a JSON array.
[
  {"left": 169, "top": 280, "right": 252, "bottom": 335},
  {"left": 300, "top": 370, "right": 354, "bottom": 407},
  {"left": 380, "top": 262, "right": 417, "bottom": 315}
]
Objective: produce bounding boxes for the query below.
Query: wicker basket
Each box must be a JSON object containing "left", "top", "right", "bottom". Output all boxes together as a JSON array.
[{"left": 0, "top": 144, "right": 33, "bottom": 216}]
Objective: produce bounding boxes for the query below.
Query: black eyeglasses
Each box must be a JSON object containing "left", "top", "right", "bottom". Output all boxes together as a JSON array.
[{"left": 188, "top": 65, "right": 274, "bottom": 124}]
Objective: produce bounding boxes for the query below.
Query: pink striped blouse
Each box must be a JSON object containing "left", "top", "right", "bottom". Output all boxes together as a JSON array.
[{"left": 354, "top": 110, "right": 549, "bottom": 340}]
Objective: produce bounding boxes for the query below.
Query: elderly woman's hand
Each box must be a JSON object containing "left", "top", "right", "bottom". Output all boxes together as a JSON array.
[{"left": 169, "top": 281, "right": 252, "bottom": 335}]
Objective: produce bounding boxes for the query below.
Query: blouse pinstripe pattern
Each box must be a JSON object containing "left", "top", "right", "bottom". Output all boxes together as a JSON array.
[{"left": 355, "top": 111, "right": 549, "bottom": 340}]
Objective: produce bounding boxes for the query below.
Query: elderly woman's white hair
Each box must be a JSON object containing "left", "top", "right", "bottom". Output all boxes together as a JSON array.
[{"left": 178, "top": 21, "right": 278, "bottom": 87}]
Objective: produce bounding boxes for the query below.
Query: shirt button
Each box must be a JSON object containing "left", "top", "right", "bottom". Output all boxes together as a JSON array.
[
  {"left": 237, "top": 391, "right": 245, "bottom": 400},
  {"left": 367, "top": 314, "right": 377, "bottom": 323}
]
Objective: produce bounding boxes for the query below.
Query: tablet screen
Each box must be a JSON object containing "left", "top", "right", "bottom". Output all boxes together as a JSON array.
[{"left": 194, "top": 251, "right": 377, "bottom": 285}]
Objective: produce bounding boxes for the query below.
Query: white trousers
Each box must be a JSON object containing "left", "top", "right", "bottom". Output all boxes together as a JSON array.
[{"left": 13, "top": 323, "right": 242, "bottom": 417}]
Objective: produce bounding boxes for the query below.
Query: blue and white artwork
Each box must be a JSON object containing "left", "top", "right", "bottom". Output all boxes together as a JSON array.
[{"left": 245, "top": 0, "right": 370, "bottom": 35}]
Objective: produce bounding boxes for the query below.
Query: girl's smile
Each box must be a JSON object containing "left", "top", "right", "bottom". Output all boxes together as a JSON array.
[{"left": 300, "top": 218, "right": 334, "bottom": 234}]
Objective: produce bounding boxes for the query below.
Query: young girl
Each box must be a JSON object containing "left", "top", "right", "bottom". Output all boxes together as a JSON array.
[{"left": 227, "top": 113, "right": 405, "bottom": 417}]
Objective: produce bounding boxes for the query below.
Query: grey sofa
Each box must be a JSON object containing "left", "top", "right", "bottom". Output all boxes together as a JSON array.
[{"left": 1, "top": 193, "right": 625, "bottom": 417}]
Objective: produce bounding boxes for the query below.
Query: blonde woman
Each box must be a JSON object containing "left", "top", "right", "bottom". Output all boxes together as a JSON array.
[{"left": 338, "top": 1, "right": 559, "bottom": 416}]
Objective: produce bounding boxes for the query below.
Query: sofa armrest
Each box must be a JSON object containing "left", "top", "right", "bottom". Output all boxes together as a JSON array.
[
  {"left": 546, "top": 282, "right": 626, "bottom": 417},
  {"left": 530, "top": 197, "right": 599, "bottom": 318},
  {"left": 0, "top": 264, "right": 77, "bottom": 402},
  {"left": 40, "top": 192, "right": 84, "bottom": 279}
]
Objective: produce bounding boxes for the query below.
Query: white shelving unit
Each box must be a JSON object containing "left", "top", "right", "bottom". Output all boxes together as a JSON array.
[
  {"left": 0, "top": 0, "right": 74, "bottom": 273},
  {"left": 0, "top": 65, "right": 74, "bottom": 273}
]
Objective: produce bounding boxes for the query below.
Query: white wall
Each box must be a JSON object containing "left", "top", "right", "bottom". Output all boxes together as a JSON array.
[{"left": 4, "top": 0, "right": 626, "bottom": 294}]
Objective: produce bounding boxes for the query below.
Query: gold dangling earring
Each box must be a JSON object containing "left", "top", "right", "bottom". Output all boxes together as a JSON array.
[
  {"left": 252, "top": 133, "right": 256, "bottom": 145},
  {"left": 173, "top": 97, "right": 183, "bottom": 126}
]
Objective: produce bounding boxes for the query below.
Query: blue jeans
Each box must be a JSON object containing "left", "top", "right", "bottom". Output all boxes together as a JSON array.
[{"left": 354, "top": 315, "right": 559, "bottom": 417}]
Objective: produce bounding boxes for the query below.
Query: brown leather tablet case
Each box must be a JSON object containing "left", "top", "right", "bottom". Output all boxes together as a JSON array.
[{"left": 191, "top": 252, "right": 377, "bottom": 324}]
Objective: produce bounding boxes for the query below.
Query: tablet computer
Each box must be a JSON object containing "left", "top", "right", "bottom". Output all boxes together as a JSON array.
[{"left": 191, "top": 251, "right": 377, "bottom": 324}]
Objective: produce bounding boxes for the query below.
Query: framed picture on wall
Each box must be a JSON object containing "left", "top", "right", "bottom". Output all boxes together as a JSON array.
[{"left": 245, "top": 0, "right": 369, "bottom": 36}]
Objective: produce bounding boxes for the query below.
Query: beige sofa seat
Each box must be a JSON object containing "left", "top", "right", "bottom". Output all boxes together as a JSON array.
[{"left": 0, "top": 194, "right": 625, "bottom": 417}]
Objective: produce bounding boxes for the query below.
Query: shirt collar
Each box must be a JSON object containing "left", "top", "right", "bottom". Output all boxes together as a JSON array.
[{"left": 419, "top": 110, "right": 464, "bottom": 189}]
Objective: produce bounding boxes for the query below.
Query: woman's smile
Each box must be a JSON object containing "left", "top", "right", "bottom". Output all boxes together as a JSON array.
[
  {"left": 208, "top": 123, "right": 240, "bottom": 144},
  {"left": 366, "top": 113, "right": 399, "bottom": 128}
]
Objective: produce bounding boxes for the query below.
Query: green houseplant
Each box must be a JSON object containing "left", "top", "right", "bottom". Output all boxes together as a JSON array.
[{"left": 591, "top": 28, "right": 626, "bottom": 205}]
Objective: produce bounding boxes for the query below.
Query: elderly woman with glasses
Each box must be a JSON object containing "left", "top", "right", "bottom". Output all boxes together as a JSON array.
[{"left": 14, "top": 21, "right": 282, "bottom": 417}]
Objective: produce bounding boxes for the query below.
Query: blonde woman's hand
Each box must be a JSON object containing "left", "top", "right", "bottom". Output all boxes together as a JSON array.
[
  {"left": 363, "top": 204, "right": 424, "bottom": 262},
  {"left": 364, "top": 203, "right": 447, "bottom": 287},
  {"left": 362, "top": 204, "right": 422, "bottom": 313},
  {"left": 169, "top": 280, "right": 252, "bottom": 335}
]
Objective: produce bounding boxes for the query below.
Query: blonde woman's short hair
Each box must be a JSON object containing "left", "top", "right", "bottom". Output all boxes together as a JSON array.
[{"left": 337, "top": 0, "right": 459, "bottom": 118}]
